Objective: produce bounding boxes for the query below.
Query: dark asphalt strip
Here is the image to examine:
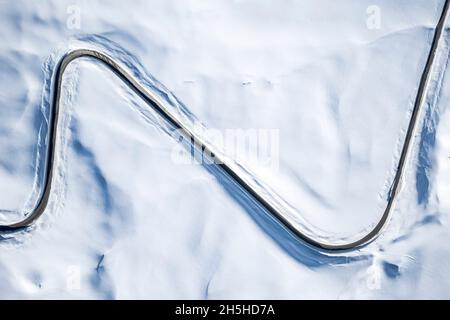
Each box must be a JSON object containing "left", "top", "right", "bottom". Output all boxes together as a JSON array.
[{"left": 0, "top": 1, "right": 449, "bottom": 251}]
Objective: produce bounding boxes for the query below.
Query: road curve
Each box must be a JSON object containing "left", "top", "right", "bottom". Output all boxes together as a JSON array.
[{"left": 0, "top": 1, "right": 449, "bottom": 251}]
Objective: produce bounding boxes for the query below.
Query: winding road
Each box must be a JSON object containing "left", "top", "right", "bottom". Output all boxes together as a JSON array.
[{"left": 0, "top": 0, "right": 449, "bottom": 251}]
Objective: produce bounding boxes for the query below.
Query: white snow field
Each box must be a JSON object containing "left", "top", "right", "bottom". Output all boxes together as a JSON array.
[{"left": 0, "top": 0, "right": 449, "bottom": 298}]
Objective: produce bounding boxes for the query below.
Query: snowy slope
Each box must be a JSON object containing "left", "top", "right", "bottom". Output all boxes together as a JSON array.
[{"left": 0, "top": 0, "right": 450, "bottom": 299}]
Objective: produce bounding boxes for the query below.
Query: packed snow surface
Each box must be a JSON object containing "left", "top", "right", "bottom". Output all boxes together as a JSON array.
[{"left": 0, "top": 0, "right": 450, "bottom": 298}]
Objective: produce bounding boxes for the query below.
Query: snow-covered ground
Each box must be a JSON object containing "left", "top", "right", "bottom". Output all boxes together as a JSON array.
[{"left": 0, "top": 0, "right": 449, "bottom": 298}]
